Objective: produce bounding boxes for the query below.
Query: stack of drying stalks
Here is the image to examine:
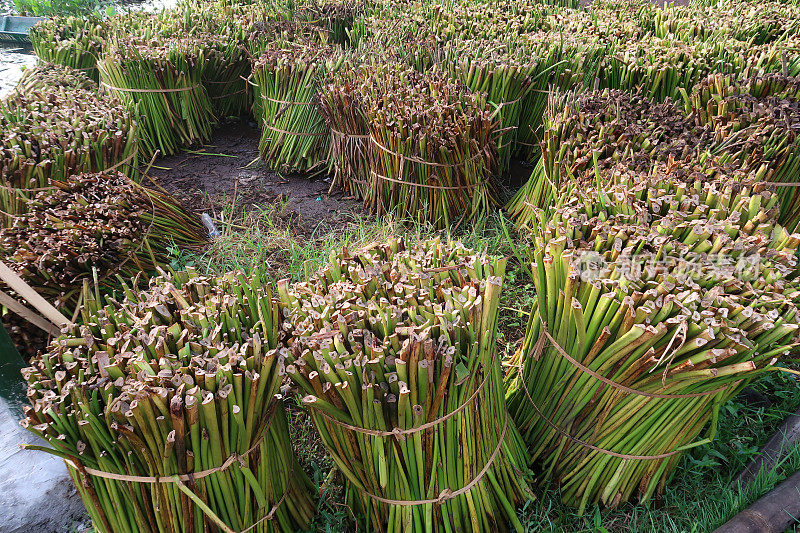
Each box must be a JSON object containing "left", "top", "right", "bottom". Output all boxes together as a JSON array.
[
  {"left": 98, "top": 36, "right": 215, "bottom": 157},
  {"left": 199, "top": 34, "right": 253, "bottom": 119},
  {"left": 598, "top": 38, "right": 752, "bottom": 102},
  {"left": 0, "top": 67, "right": 138, "bottom": 225},
  {"left": 12, "top": 62, "right": 97, "bottom": 93},
  {"left": 651, "top": 1, "right": 800, "bottom": 45},
  {"left": 513, "top": 32, "right": 607, "bottom": 163},
  {"left": 0, "top": 172, "right": 206, "bottom": 310},
  {"left": 279, "top": 237, "right": 533, "bottom": 532},
  {"left": 505, "top": 163, "right": 800, "bottom": 513},
  {"left": 689, "top": 73, "right": 800, "bottom": 229},
  {"left": 252, "top": 42, "right": 338, "bottom": 174},
  {"left": 362, "top": 63, "right": 499, "bottom": 228},
  {"left": 29, "top": 15, "right": 106, "bottom": 81},
  {"left": 506, "top": 89, "right": 710, "bottom": 227},
  {"left": 316, "top": 58, "right": 373, "bottom": 198},
  {"left": 297, "top": 0, "right": 364, "bottom": 46},
  {"left": 21, "top": 270, "right": 316, "bottom": 532},
  {"left": 442, "top": 39, "right": 539, "bottom": 174}
]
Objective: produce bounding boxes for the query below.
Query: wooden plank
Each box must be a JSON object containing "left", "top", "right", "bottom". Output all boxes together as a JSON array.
[
  {"left": 0, "top": 262, "right": 69, "bottom": 329},
  {"left": 0, "top": 291, "right": 60, "bottom": 336}
]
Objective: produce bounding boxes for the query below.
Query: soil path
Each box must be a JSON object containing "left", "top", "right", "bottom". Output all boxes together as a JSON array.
[{"left": 148, "top": 121, "right": 363, "bottom": 230}]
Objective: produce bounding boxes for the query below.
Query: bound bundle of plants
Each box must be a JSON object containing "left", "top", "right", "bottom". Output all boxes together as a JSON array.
[
  {"left": 279, "top": 237, "right": 533, "bottom": 532},
  {"left": 199, "top": 35, "right": 253, "bottom": 119},
  {"left": 505, "top": 165, "right": 800, "bottom": 512},
  {"left": 98, "top": 36, "right": 215, "bottom": 157},
  {"left": 423, "top": 1, "right": 552, "bottom": 41},
  {"left": 29, "top": 15, "right": 106, "bottom": 80},
  {"left": 0, "top": 71, "right": 138, "bottom": 224},
  {"left": 363, "top": 64, "right": 499, "bottom": 228},
  {"left": 0, "top": 172, "right": 206, "bottom": 309},
  {"left": 545, "top": 4, "right": 651, "bottom": 44},
  {"left": 507, "top": 89, "right": 711, "bottom": 227},
  {"left": 298, "top": 0, "right": 364, "bottom": 46},
  {"left": 689, "top": 74, "right": 800, "bottom": 228},
  {"left": 359, "top": 23, "right": 443, "bottom": 73},
  {"left": 316, "top": 59, "right": 372, "bottom": 198},
  {"left": 21, "top": 269, "right": 316, "bottom": 533},
  {"left": 443, "top": 39, "right": 539, "bottom": 174},
  {"left": 252, "top": 43, "right": 338, "bottom": 174},
  {"left": 651, "top": 1, "right": 800, "bottom": 45},
  {"left": 599, "top": 38, "right": 749, "bottom": 102},
  {"left": 514, "top": 32, "right": 607, "bottom": 163}
]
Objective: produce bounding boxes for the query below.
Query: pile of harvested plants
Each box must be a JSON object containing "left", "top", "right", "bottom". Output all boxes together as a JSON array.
[
  {"left": 316, "top": 58, "right": 374, "bottom": 199},
  {"left": 506, "top": 164, "right": 800, "bottom": 512},
  {"left": 363, "top": 64, "right": 499, "bottom": 228},
  {"left": 506, "top": 89, "right": 710, "bottom": 227},
  {"left": 252, "top": 42, "right": 337, "bottom": 174},
  {"left": 29, "top": 15, "right": 106, "bottom": 81},
  {"left": 21, "top": 269, "right": 316, "bottom": 532},
  {"left": 0, "top": 172, "right": 206, "bottom": 309},
  {"left": 279, "top": 237, "right": 533, "bottom": 532},
  {"left": 0, "top": 68, "right": 138, "bottom": 225},
  {"left": 98, "top": 36, "right": 215, "bottom": 157},
  {"left": 689, "top": 73, "right": 800, "bottom": 229}
]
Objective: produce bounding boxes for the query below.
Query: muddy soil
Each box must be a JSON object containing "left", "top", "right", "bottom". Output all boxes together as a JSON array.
[{"left": 148, "top": 120, "right": 363, "bottom": 230}]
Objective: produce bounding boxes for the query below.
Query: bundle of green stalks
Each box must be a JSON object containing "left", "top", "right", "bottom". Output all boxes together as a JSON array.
[
  {"left": 544, "top": 4, "right": 651, "bottom": 44},
  {"left": 279, "top": 237, "right": 534, "bottom": 532},
  {"left": 30, "top": 15, "right": 106, "bottom": 81},
  {"left": 98, "top": 36, "right": 215, "bottom": 157},
  {"left": 599, "top": 38, "right": 752, "bottom": 103},
  {"left": 362, "top": 64, "right": 499, "bottom": 228},
  {"left": 21, "top": 269, "right": 316, "bottom": 533},
  {"left": 442, "top": 39, "right": 539, "bottom": 174},
  {"left": 356, "top": 23, "right": 443, "bottom": 73},
  {"left": 689, "top": 73, "right": 800, "bottom": 228},
  {"left": 651, "top": 1, "right": 800, "bottom": 45},
  {"left": 199, "top": 35, "right": 253, "bottom": 119},
  {"left": 506, "top": 89, "right": 711, "bottom": 227},
  {"left": 0, "top": 172, "right": 206, "bottom": 309},
  {"left": 505, "top": 164, "right": 800, "bottom": 513},
  {"left": 419, "top": 0, "right": 552, "bottom": 41},
  {"left": 252, "top": 43, "right": 338, "bottom": 174},
  {"left": 513, "top": 33, "right": 607, "bottom": 163},
  {"left": 0, "top": 68, "right": 138, "bottom": 225},
  {"left": 316, "top": 60, "right": 372, "bottom": 198},
  {"left": 298, "top": 0, "right": 363, "bottom": 46}
]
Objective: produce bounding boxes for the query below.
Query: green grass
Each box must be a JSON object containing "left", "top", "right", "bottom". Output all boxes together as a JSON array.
[{"left": 169, "top": 205, "right": 800, "bottom": 532}]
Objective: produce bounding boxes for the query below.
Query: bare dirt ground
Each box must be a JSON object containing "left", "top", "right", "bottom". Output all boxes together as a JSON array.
[{"left": 148, "top": 121, "right": 363, "bottom": 230}]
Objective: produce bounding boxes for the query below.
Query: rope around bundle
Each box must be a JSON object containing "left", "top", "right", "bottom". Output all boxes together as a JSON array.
[
  {"left": 514, "top": 320, "right": 735, "bottom": 460},
  {"left": 60, "top": 401, "right": 279, "bottom": 484},
  {"left": 370, "top": 135, "right": 493, "bottom": 168},
  {"left": 99, "top": 80, "right": 201, "bottom": 94}
]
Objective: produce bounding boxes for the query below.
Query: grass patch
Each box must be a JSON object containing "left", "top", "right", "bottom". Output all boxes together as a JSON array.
[{"left": 171, "top": 205, "right": 800, "bottom": 532}]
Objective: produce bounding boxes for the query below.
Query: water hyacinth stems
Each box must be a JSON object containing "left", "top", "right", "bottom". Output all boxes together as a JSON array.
[
  {"left": 506, "top": 168, "right": 800, "bottom": 513},
  {"left": 0, "top": 172, "right": 206, "bottom": 310},
  {"left": 21, "top": 270, "right": 315, "bottom": 532},
  {"left": 0, "top": 65, "right": 138, "bottom": 225},
  {"left": 252, "top": 44, "right": 336, "bottom": 175},
  {"left": 280, "top": 238, "right": 533, "bottom": 532},
  {"left": 98, "top": 37, "right": 216, "bottom": 157}
]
